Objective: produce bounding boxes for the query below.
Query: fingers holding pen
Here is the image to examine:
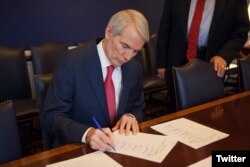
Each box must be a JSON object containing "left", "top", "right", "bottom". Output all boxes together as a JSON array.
[
  {"left": 86, "top": 128, "right": 115, "bottom": 151},
  {"left": 102, "top": 128, "right": 115, "bottom": 144}
]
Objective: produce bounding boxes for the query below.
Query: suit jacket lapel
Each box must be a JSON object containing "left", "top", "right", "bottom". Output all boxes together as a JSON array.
[
  {"left": 181, "top": 0, "right": 192, "bottom": 37},
  {"left": 84, "top": 42, "right": 110, "bottom": 124},
  {"left": 116, "top": 63, "right": 130, "bottom": 120},
  {"left": 207, "top": 0, "right": 224, "bottom": 44}
]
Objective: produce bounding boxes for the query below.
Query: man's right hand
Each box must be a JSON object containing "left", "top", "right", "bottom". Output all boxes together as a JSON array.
[
  {"left": 86, "top": 127, "right": 115, "bottom": 152},
  {"left": 157, "top": 68, "right": 166, "bottom": 80}
]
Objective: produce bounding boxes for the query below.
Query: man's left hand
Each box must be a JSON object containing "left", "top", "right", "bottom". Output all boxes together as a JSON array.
[
  {"left": 210, "top": 55, "right": 227, "bottom": 77},
  {"left": 112, "top": 114, "right": 139, "bottom": 135}
]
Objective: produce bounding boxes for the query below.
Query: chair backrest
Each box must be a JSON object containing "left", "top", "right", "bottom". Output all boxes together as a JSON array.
[
  {"left": 145, "top": 33, "right": 158, "bottom": 75},
  {"left": 0, "top": 46, "right": 31, "bottom": 102},
  {"left": 34, "top": 74, "right": 53, "bottom": 150},
  {"left": 238, "top": 56, "right": 250, "bottom": 92},
  {"left": 173, "top": 59, "right": 225, "bottom": 111},
  {"left": 31, "top": 42, "right": 68, "bottom": 75},
  {"left": 0, "top": 100, "right": 22, "bottom": 163},
  {"left": 134, "top": 34, "right": 167, "bottom": 96},
  {"left": 133, "top": 34, "right": 160, "bottom": 77},
  {"left": 133, "top": 47, "right": 151, "bottom": 77}
]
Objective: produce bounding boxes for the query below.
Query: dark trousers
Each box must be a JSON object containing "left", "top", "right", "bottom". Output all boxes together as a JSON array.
[
  {"left": 197, "top": 46, "right": 207, "bottom": 60},
  {"left": 166, "top": 69, "right": 177, "bottom": 112}
]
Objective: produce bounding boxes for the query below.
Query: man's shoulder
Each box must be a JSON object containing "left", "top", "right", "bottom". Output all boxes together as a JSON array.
[
  {"left": 122, "top": 58, "right": 142, "bottom": 75},
  {"left": 78, "top": 38, "right": 101, "bottom": 49},
  {"left": 66, "top": 39, "right": 97, "bottom": 55},
  {"left": 127, "top": 58, "right": 142, "bottom": 68},
  {"left": 60, "top": 38, "right": 99, "bottom": 61}
]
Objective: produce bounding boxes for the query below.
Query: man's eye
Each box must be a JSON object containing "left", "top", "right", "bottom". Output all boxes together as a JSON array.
[{"left": 122, "top": 43, "right": 129, "bottom": 49}]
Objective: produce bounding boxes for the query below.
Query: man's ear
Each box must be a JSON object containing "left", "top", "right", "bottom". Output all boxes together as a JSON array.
[{"left": 105, "top": 25, "right": 112, "bottom": 39}]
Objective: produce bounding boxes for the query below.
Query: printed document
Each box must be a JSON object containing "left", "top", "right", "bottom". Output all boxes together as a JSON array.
[
  {"left": 109, "top": 131, "right": 178, "bottom": 163},
  {"left": 46, "top": 151, "right": 123, "bottom": 167},
  {"left": 151, "top": 118, "right": 229, "bottom": 149}
]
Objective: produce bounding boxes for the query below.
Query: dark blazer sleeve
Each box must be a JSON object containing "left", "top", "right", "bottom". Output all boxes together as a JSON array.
[
  {"left": 42, "top": 52, "right": 87, "bottom": 145},
  {"left": 126, "top": 61, "right": 145, "bottom": 122},
  {"left": 156, "top": 0, "right": 173, "bottom": 68},
  {"left": 215, "top": 0, "right": 250, "bottom": 64}
]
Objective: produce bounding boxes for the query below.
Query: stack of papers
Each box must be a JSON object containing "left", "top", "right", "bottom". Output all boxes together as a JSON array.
[{"left": 109, "top": 131, "right": 178, "bottom": 163}]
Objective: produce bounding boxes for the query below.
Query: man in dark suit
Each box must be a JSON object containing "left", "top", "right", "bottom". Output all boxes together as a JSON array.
[
  {"left": 156, "top": 0, "right": 249, "bottom": 111},
  {"left": 42, "top": 9, "right": 149, "bottom": 151}
]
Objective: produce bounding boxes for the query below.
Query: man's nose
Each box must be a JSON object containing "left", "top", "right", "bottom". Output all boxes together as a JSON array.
[{"left": 123, "top": 50, "right": 135, "bottom": 61}]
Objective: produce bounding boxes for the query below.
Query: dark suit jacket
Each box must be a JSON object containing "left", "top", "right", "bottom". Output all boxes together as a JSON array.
[
  {"left": 42, "top": 39, "right": 145, "bottom": 147},
  {"left": 157, "top": 0, "right": 250, "bottom": 68}
]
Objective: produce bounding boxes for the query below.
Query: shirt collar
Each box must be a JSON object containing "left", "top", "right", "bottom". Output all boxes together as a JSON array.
[{"left": 97, "top": 40, "right": 111, "bottom": 69}]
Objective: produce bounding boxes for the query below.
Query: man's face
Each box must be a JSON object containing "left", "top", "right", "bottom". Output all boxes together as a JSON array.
[{"left": 103, "top": 24, "right": 145, "bottom": 67}]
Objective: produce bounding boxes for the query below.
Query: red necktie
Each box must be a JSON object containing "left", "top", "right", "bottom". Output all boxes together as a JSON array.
[
  {"left": 186, "top": 0, "right": 206, "bottom": 61},
  {"left": 105, "top": 65, "right": 116, "bottom": 124}
]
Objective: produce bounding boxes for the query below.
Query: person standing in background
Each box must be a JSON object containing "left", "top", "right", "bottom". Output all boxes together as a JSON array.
[{"left": 156, "top": 0, "right": 250, "bottom": 111}]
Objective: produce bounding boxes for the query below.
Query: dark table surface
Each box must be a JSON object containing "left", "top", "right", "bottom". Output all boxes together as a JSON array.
[{"left": 2, "top": 91, "right": 250, "bottom": 167}]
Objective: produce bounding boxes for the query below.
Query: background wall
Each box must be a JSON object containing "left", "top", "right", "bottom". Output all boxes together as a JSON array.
[{"left": 0, "top": 0, "right": 165, "bottom": 48}]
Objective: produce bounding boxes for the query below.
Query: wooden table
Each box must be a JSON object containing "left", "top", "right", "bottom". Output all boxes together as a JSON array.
[{"left": 2, "top": 91, "right": 250, "bottom": 167}]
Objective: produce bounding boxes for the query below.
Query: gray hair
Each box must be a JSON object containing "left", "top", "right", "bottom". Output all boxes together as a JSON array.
[{"left": 108, "top": 9, "right": 149, "bottom": 42}]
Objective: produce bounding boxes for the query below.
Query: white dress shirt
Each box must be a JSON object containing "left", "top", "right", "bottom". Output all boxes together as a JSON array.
[
  {"left": 81, "top": 40, "right": 122, "bottom": 143},
  {"left": 97, "top": 40, "right": 122, "bottom": 109},
  {"left": 187, "top": 0, "right": 215, "bottom": 47}
]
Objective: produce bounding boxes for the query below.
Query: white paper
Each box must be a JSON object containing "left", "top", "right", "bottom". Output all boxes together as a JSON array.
[
  {"left": 109, "top": 131, "right": 178, "bottom": 163},
  {"left": 151, "top": 118, "right": 229, "bottom": 149},
  {"left": 46, "top": 151, "right": 123, "bottom": 167},
  {"left": 187, "top": 156, "right": 211, "bottom": 167}
]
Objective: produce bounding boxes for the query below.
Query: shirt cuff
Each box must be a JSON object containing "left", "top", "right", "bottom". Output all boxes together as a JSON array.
[
  {"left": 124, "top": 113, "right": 136, "bottom": 119},
  {"left": 81, "top": 127, "right": 92, "bottom": 143}
]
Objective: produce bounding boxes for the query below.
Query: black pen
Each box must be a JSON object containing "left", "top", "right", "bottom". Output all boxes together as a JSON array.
[{"left": 91, "top": 117, "right": 116, "bottom": 151}]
